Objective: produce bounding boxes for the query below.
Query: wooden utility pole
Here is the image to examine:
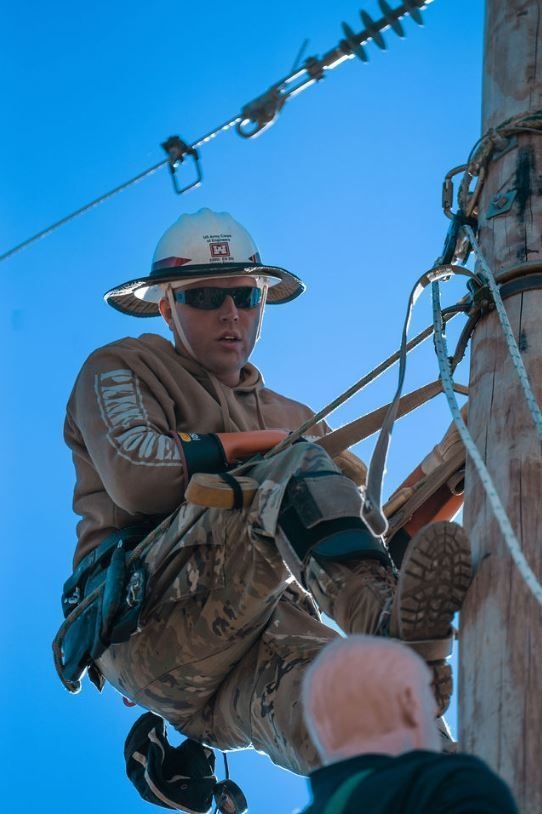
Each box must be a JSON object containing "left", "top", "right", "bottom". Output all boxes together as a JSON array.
[{"left": 460, "top": 2, "right": 542, "bottom": 812}]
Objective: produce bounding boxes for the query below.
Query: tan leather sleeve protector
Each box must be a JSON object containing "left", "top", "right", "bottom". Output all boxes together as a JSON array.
[{"left": 217, "top": 430, "right": 288, "bottom": 462}]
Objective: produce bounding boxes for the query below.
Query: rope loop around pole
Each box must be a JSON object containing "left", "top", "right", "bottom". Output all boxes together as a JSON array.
[{"left": 441, "top": 108, "right": 542, "bottom": 225}]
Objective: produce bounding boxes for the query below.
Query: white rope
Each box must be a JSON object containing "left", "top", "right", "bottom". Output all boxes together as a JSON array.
[
  {"left": 432, "top": 281, "right": 542, "bottom": 608},
  {"left": 464, "top": 224, "right": 542, "bottom": 440}
]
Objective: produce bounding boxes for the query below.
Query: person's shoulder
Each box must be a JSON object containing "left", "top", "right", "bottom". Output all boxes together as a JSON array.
[
  {"left": 354, "top": 751, "right": 518, "bottom": 814},
  {"left": 423, "top": 751, "right": 519, "bottom": 813},
  {"left": 452, "top": 750, "right": 516, "bottom": 782},
  {"left": 402, "top": 748, "right": 508, "bottom": 780},
  {"left": 257, "top": 382, "right": 314, "bottom": 415},
  {"left": 446, "top": 751, "right": 508, "bottom": 777},
  {"left": 80, "top": 332, "right": 172, "bottom": 368}
]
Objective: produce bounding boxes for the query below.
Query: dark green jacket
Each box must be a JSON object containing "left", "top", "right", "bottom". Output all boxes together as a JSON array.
[{"left": 302, "top": 750, "right": 519, "bottom": 814}]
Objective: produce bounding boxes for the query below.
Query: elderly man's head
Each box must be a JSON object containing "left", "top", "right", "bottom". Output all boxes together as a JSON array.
[{"left": 302, "top": 635, "right": 441, "bottom": 764}]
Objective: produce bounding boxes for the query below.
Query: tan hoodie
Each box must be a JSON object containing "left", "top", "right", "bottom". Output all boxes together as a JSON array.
[{"left": 65, "top": 333, "right": 326, "bottom": 566}]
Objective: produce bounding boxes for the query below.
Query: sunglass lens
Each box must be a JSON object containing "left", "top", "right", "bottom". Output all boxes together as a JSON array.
[
  {"left": 174, "top": 286, "right": 262, "bottom": 309},
  {"left": 231, "top": 287, "right": 262, "bottom": 308}
]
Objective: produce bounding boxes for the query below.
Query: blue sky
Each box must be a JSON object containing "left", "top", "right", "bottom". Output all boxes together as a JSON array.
[{"left": 2, "top": 1, "right": 483, "bottom": 812}]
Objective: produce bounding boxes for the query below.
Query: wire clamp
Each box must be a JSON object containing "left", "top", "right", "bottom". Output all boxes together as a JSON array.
[
  {"left": 161, "top": 135, "right": 202, "bottom": 194},
  {"left": 304, "top": 55, "right": 326, "bottom": 81},
  {"left": 236, "top": 85, "right": 287, "bottom": 138}
]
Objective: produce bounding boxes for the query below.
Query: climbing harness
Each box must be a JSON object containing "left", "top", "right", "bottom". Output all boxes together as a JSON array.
[{"left": 1, "top": 0, "right": 435, "bottom": 264}]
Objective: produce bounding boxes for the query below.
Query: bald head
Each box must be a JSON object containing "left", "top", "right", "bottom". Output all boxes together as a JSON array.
[{"left": 302, "top": 635, "right": 441, "bottom": 764}]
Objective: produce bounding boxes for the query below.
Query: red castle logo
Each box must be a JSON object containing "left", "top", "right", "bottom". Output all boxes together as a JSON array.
[{"left": 210, "top": 241, "right": 231, "bottom": 258}]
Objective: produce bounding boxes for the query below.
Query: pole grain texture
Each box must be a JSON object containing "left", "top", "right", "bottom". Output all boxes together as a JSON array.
[{"left": 460, "top": 2, "right": 542, "bottom": 813}]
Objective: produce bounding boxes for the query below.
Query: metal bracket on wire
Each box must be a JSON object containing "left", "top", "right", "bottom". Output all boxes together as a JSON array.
[
  {"left": 237, "top": 85, "right": 288, "bottom": 138},
  {"left": 161, "top": 136, "right": 202, "bottom": 194}
]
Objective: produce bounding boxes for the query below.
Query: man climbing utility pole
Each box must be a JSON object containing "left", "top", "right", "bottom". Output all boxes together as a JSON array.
[{"left": 460, "top": 2, "right": 542, "bottom": 813}]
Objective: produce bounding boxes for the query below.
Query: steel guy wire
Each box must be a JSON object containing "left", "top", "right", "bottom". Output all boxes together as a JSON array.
[
  {"left": 0, "top": 159, "right": 170, "bottom": 264},
  {"left": 432, "top": 280, "right": 542, "bottom": 608},
  {"left": 464, "top": 225, "right": 542, "bottom": 442},
  {"left": 0, "top": 116, "right": 241, "bottom": 265},
  {"left": 1, "top": 0, "right": 434, "bottom": 264}
]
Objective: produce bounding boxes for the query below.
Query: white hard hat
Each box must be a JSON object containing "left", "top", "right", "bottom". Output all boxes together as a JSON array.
[{"left": 104, "top": 208, "right": 305, "bottom": 317}]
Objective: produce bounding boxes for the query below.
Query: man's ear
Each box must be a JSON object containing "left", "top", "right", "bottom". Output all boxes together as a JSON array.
[
  {"left": 398, "top": 685, "right": 421, "bottom": 730},
  {"left": 159, "top": 297, "right": 173, "bottom": 331}
]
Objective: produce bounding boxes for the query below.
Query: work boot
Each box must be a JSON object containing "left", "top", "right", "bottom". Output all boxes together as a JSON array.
[{"left": 389, "top": 521, "right": 472, "bottom": 716}]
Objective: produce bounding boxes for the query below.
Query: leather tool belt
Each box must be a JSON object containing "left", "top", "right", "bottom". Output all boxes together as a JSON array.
[{"left": 59, "top": 521, "right": 156, "bottom": 691}]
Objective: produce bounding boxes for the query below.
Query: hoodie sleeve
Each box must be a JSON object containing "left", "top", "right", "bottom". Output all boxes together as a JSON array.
[{"left": 68, "top": 345, "right": 187, "bottom": 516}]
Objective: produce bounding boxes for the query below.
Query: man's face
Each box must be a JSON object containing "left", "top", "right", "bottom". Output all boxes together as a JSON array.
[{"left": 160, "top": 276, "right": 263, "bottom": 387}]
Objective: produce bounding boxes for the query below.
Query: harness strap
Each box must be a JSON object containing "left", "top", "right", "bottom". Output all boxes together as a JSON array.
[
  {"left": 318, "top": 380, "right": 467, "bottom": 459},
  {"left": 218, "top": 472, "right": 245, "bottom": 510},
  {"left": 185, "top": 473, "right": 259, "bottom": 510}
]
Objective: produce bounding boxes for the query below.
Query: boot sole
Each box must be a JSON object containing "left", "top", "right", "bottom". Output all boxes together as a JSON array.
[{"left": 394, "top": 521, "right": 472, "bottom": 643}]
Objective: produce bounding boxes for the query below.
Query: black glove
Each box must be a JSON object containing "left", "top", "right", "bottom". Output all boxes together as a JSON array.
[{"left": 124, "top": 712, "right": 216, "bottom": 813}]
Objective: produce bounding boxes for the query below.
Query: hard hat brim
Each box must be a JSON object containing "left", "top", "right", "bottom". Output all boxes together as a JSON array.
[{"left": 104, "top": 263, "right": 305, "bottom": 316}]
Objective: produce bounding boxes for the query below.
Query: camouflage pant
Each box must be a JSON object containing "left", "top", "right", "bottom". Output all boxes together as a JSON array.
[{"left": 97, "top": 442, "right": 396, "bottom": 775}]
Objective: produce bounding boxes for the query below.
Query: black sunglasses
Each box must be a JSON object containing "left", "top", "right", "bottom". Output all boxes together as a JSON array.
[{"left": 173, "top": 286, "right": 263, "bottom": 310}]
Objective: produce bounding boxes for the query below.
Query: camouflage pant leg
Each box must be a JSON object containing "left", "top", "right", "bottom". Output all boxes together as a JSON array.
[
  {"left": 97, "top": 441, "right": 393, "bottom": 772},
  {"left": 97, "top": 444, "right": 324, "bottom": 731},
  {"left": 210, "top": 592, "right": 338, "bottom": 775},
  {"left": 304, "top": 556, "right": 397, "bottom": 636},
  {"left": 96, "top": 499, "right": 292, "bottom": 734}
]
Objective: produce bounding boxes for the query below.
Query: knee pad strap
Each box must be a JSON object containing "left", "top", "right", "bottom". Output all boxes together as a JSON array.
[{"left": 278, "top": 471, "right": 392, "bottom": 567}]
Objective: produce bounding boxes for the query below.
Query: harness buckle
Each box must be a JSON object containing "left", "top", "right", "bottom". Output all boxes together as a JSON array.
[
  {"left": 62, "top": 587, "right": 81, "bottom": 616},
  {"left": 126, "top": 568, "right": 145, "bottom": 608}
]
